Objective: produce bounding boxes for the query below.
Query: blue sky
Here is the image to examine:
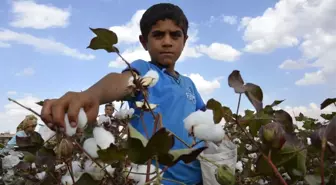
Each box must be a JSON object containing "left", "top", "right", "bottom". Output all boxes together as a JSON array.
[{"left": 1, "top": 0, "right": 335, "bottom": 133}]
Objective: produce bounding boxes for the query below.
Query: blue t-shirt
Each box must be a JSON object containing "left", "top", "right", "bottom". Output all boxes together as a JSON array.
[{"left": 122, "top": 59, "right": 205, "bottom": 185}]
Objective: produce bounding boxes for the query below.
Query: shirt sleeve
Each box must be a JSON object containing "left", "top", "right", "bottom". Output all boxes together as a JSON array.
[
  {"left": 191, "top": 80, "right": 206, "bottom": 111},
  {"left": 121, "top": 59, "right": 150, "bottom": 76}
]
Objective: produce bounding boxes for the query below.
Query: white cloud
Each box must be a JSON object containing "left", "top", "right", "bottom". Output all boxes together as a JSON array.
[
  {"left": 7, "top": 91, "right": 17, "bottom": 95},
  {"left": 0, "top": 29, "right": 95, "bottom": 60},
  {"left": 109, "top": 10, "right": 145, "bottom": 44},
  {"left": 0, "top": 41, "right": 11, "bottom": 48},
  {"left": 15, "top": 67, "right": 35, "bottom": 76},
  {"left": 295, "top": 70, "right": 326, "bottom": 86},
  {"left": 0, "top": 96, "right": 43, "bottom": 133},
  {"left": 279, "top": 59, "right": 309, "bottom": 70},
  {"left": 10, "top": 1, "right": 70, "bottom": 29},
  {"left": 108, "top": 44, "right": 150, "bottom": 68},
  {"left": 108, "top": 10, "right": 240, "bottom": 67},
  {"left": 186, "top": 73, "right": 222, "bottom": 95},
  {"left": 222, "top": 16, "right": 238, "bottom": 25},
  {"left": 281, "top": 102, "right": 336, "bottom": 124},
  {"left": 197, "top": 43, "right": 241, "bottom": 62},
  {"left": 240, "top": 0, "right": 336, "bottom": 87}
]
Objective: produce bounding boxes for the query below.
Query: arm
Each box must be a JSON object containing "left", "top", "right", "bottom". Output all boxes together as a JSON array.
[
  {"left": 85, "top": 59, "right": 150, "bottom": 105},
  {"left": 84, "top": 71, "right": 133, "bottom": 105}
]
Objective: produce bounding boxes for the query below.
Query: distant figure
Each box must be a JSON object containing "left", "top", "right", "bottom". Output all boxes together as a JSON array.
[
  {"left": 97, "top": 102, "right": 115, "bottom": 126},
  {"left": 7, "top": 114, "right": 38, "bottom": 148}
]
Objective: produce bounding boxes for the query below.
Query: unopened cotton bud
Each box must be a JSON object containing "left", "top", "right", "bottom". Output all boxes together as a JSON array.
[
  {"left": 93, "top": 127, "right": 115, "bottom": 149},
  {"left": 57, "top": 138, "right": 74, "bottom": 159},
  {"left": 215, "top": 165, "right": 235, "bottom": 185},
  {"left": 83, "top": 138, "right": 99, "bottom": 158}
]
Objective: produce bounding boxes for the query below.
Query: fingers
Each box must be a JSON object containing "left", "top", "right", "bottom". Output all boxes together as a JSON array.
[
  {"left": 50, "top": 91, "right": 75, "bottom": 128},
  {"left": 85, "top": 102, "right": 99, "bottom": 124},
  {"left": 67, "top": 98, "right": 83, "bottom": 127},
  {"left": 41, "top": 99, "right": 56, "bottom": 129}
]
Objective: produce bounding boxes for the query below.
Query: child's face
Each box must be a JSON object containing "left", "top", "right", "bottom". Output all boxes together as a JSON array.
[{"left": 140, "top": 19, "right": 188, "bottom": 69}]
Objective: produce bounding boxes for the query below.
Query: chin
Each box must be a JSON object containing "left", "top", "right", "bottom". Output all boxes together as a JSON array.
[{"left": 158, "top": 58, "right": 175, "bottom": 67}]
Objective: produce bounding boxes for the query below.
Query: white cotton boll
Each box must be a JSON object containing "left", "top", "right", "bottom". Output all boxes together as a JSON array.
[
  {"left": 193, "top": 124, "right": 225, "bottom": 142},
  {"left": 128, "top": 164, "right": 159, "bottom": 185},
  {"left": 128, "top": 76, "right": 136, "bottom": 87},
  {"left": 184, "top": 110, "right": 214, "bottom": 132},
  {"left": 2, "top": 155, "right": 20, "bottom": 169},
  {"left": 77, "top": 108, "right": 88, "bottom": 128},
  {"left": 35, "top": 171, "right": 46, "bottom": 180},
  {"left": 38, "top": 125, "right": 56, "bottom": 141},
  {"left": 97, "top": 115, "right": 110, "bottom": 126},
  {"left": 71, "top": 161, "right": 83, "bottom": 174},
  {"left": 106, "top": 165, "right": 115, "bottom": 176},
  {"left": 93, "top": 127, "right": 115, "bottom": 149},
  {"left": 83, "top": 138, "right": 99, "bottom": 158},
  {"left": 61, "top": 175, "right": 73, "bottom": 185},
  {"left": 84, "top": 160, "right": 105, "bottom": 180},
  {"left": 143, "top": 70, "right": 159, "bottom": 87},
  {"left": 64, "top": 114, "right": 77, "bottom": 136},
  {"left": 236, "top": 161, "right": 243, "bottom": 173},
  {"left": 115, "top": 108, "right": 135, "bottom": 119}
]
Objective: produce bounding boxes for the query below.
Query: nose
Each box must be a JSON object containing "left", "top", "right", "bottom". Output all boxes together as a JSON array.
[{"left": 162, "top": 34, "right": 173, "bottom": 47}]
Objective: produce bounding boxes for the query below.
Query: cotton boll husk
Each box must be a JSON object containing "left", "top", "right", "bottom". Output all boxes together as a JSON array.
[
  {"left": 143, "top": 70, "right": 159, "bottom": 87},
  {"left": 64, "top": 114, "right": 77, "bottom": 136},
  {"left": 184, "top": 110, "right": 214, "bottom": 132},
  {"left": 93, "top": 127, "right": 115, "bottom": 149},
  {"left": 77, "top": 108, "right": 88, "bottom": 128},
  {"left": 83, "top": 138, "right": 99, "bottom": 158},
  {"left": 193, "top": 124, "right": 225, "bottom": 142}
]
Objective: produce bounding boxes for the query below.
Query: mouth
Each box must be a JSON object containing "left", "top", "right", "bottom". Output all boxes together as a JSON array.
[{"left": 160, "top": 52, "right": 174, "bottom": 55}]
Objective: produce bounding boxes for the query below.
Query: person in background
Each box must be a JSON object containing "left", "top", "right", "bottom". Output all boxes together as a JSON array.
[
  {"left": 7, "top": 114, "right": 38, "bottom": 148},
  {"left": 97, "top": 102, "right": 115, "bottom": 125}
]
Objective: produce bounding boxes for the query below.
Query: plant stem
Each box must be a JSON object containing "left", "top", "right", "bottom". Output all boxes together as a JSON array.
[
  {"left": 8, "top": 97, "right": 41, "bottom": 117},
  {"left": 321, "top": 138, "right": 326, "bottom": 185},
  {"left": 199, "top": 155, "right": 220, "bottom": 168},
  {"left": 232, "top": 94, "right": 287, "bottom": 185}
]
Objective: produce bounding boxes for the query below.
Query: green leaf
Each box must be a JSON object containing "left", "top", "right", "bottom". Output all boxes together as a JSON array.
[
  {"left": 321, "top": 98, "right": 336, "bottom": 110},
  {"left": 222, "top": 106, "right": 233, "bottom": 123},
  {"left": 90, "top": 28, "right": 118, "bottom": 45},
  {"left": 206, "top": 98, "right": 224, "bottom": 123},
  {"left": 244, "top": 83, "right": 263, "bottom": 112},
  {"left": 128, "top": 124, "right": 148, "bottom": 147},
  {"left": 270, "top": 100, "right": 285, "bottom": 107},
  {"left": 146, "top": 128, "right": 174, "bottom": 155},
  {"left": 22, "top": 152, "right": 36, "bottom": 163},
  {"left": 36, "top": 101, "right": 44, "bottom": 106},
  {"left": 74, "top": 173, "right": 100, "bottom": 185},
  {"left": 274, "top": 110, "right": 295, "bottom": 133},
  {"left": 158, "top": 147, "right": 207, "bottom": 166},
  {"left": 281, "top": 134, "right": 307, "bottom": 178},
  {"left": 97, "top": 144, "right": 127, "bottom": 164},
  {"left": 228, "top": 70, "right": 245, "bottom": 93},
  {"left": 321, "top": 112, "right": 336, "bottom": 121},
  {"left": 87, "top": 37, "right": 117, "bottom": 53},
  {"left": 87, "top": 28, "right": 118, "bottom": 53},
  {"left": 295, "top": 113, "right": 305, "bottom": 121}
]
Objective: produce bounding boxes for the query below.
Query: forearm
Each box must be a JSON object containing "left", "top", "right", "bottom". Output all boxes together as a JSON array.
[{"left": 84, "top": 72, "right": 132, "bottom": 105}]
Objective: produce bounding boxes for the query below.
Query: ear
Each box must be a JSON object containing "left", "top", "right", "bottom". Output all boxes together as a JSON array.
[
  {"left": 139, "top": 35, "right": 148, "bottom": 51},
  {"left": 183, "top": 35, "right": 189, "bottom": 45}
]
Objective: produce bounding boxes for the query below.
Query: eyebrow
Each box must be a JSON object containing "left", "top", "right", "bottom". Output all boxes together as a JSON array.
[{"left": 151, "top": 30, "right": 183, "bottom": 35}]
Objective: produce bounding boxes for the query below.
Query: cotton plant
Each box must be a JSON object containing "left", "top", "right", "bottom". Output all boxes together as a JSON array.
[
  {"left": 127, "top": 163, "right": 163, "bottom": 185},
  {"left": 83, "top": 127, "right": 115, "bottom": 158},
  {"left": 184, "top": 109, "right": 226, "bottom": 142}
]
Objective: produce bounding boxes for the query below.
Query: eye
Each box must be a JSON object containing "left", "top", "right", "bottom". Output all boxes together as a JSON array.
[{"left": 170, "top": 31, "right": 182, "bottom": 39}]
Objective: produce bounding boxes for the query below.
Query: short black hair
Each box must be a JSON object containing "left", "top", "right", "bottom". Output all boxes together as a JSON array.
[
  {"left": 140, "top": 3, "right": 188, "bottom": 40},
  {"left": 105, "top": 103, "right": 114, "bottom": 108}
]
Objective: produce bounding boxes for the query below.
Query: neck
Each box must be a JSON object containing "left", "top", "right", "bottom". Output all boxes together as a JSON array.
[{"left": 150, "top": 61, "right": 178, "bottom": 77}]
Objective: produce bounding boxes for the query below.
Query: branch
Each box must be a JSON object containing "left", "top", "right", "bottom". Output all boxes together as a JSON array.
[{"left": 8, "top": 97, "right": 41, "bottom": 118}]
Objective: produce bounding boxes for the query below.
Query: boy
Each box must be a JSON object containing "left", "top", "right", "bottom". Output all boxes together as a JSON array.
[{"left": 41, "top": 3, "right": 205, "bottom": 185}]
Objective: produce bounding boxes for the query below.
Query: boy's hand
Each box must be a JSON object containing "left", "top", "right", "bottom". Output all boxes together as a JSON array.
[{"left": 41, "top": 91, "right": 100, "bottom": 130}]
